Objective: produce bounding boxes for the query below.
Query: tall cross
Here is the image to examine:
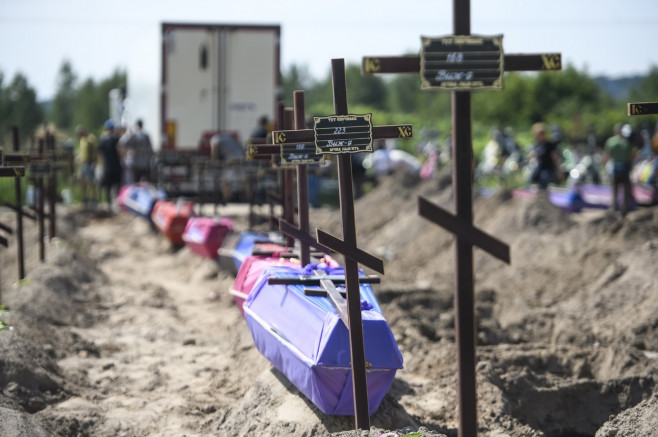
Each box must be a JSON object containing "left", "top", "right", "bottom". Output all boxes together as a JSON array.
[
  {"left": 361, "top": 3, "right": 561, "bottom": 436},
  {"left": 272, "top": 58, "right": 412, "bottom": 430}
]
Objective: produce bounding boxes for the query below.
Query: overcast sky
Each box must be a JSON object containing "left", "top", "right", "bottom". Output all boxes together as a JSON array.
[{"left": 1, "top": 0, "right": 657, "bottom": 101}]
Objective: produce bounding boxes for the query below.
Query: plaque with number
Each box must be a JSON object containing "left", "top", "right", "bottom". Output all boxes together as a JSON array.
[
  {"left": 281, "top": 143, "right": 325, "bottom": 166},
  {"left": 421, "top": 34, "right": 504, "bottom": 90},
  {"left": 313, "top": 114, "right": 373, "bottom": 154}
]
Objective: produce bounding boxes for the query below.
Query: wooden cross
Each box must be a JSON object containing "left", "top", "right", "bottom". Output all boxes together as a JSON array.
[
  {"left": 271, "top": 58, "right": 412, "bottom": 430},
  {"left": 247, "top": 103, "right": 298, "bottom": 245},
  {"left": 248, "top": 97, "right": 331, "bottom": 263},
  {"left": 627, "top": 102, "right": 658, "bottom": 116},
  {"left": 361, "top": 3, "right": 561, "bottom": 436}
]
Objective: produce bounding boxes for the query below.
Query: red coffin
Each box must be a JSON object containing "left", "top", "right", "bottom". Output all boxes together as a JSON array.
[
  {"left": 151, "top": 200, "right": 195, "bottom": 246},
  {"left": 182, "top": 216, "right": 234, "bottom": 259}
]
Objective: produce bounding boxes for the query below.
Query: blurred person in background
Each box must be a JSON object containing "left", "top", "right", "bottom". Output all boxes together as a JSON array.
[
  {"left": 98, "top": 120, "right": 123, "bottom": 211},
  {"left": 604, "top": 123, "right": 636, "bottom": 216},
  {"left": 119, "top": 119, "right": 154, "bottom": 183},
  {"left": 528, "top": 122, "right": 563, "bottom": 190},
  {"left": 75, "top": 125, "right": 98, "bottom": 208}
]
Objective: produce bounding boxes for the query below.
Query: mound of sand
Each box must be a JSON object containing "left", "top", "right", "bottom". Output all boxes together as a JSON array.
[{"left": 0, "top": 169, "right": 656, "bottom": 436}]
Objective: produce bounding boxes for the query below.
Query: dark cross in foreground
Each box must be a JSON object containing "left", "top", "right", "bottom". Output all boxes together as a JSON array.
[
  {"left": 272, "top": 58, "right": 412, "bottom": 430},
  {"left": 627, "top": 102, "right": 658, "bottom": 116},
  {"left": 362, "top": 3, "right": 561, "bottom": 435}
]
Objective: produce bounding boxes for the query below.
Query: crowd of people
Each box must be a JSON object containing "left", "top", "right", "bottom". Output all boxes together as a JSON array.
[
  {"left": 73, "top": 115, "right": 658, "bottom": 215},
  {"left": 75, "top": 118, "right": 154, "bottom": 210},
  {"left": 468, "top": 120, "right": 658, "bottom": 215}
]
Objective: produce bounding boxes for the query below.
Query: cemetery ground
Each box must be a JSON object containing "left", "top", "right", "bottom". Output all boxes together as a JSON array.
[{"left": 1, "top": 170, "right": 657, "bottom": 437}]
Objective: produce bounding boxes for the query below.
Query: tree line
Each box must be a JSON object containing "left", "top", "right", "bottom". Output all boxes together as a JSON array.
[
  {"left": 0, "top": 61, "right": 126, "bottom": 149},
  {"left": 1, "top": 60, "right": 656, "bottom": 154},
  {"left": 283, "top": 63, "right": 658, "bottom": 153}
]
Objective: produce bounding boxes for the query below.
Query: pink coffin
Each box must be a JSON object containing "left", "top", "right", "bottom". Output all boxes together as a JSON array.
[
  {"left": 182, "top": 217, "right": 234, "bottom": 259},
  {"left": 230, "top": 255, "right": 299, "bottom": 316}
]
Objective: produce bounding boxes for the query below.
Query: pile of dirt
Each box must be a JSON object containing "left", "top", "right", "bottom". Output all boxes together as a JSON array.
[{"left": 0, "top": 168, "right": 656, "bottom": 436}]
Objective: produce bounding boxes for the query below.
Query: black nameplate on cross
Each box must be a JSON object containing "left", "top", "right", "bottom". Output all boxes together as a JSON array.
[
  {"left": 420, "top": 34, "right": 504, "bottom": 90},
  {"left": 271, "top": 58, "right": 412, "bottom": 430},
  {"left": 362, "top": 3, "right": 560, "bottom": 436},
  {"left": 627, "top": 102, "right": 658, "bottom": 116}
]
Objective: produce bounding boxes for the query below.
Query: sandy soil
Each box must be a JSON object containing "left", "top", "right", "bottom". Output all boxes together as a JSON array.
[{"left": 0, "top": 169, "right": 657, "bottom": 437}]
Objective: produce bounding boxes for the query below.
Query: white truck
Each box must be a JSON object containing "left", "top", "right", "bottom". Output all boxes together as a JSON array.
[{"left": 160, "top": 22, "right": 281, "bottom": 150}]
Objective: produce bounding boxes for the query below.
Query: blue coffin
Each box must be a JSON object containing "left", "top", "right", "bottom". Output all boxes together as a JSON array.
[{"left": 120, "top": 184, "right": 167, "bottom": 220}]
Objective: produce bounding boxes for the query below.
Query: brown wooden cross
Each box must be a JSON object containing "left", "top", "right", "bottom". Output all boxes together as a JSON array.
[
  {"left": 627, "top": 102, "right": 658, "bottom": 116},
  {"left": 271, "top": 58, "right": 412, "bottom": 430},
  {"left": 248, "top": 97, "right": 331, "bottom": 264},
  {"left": 361, "top": 3, "right": 561, "bottom": 436}
]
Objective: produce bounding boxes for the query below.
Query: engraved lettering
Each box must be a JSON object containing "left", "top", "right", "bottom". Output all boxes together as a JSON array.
[
  {"left": 397, "top": 126, "right": 412, "bottom": 138},
  {"left": 326, "top": 140, "right": 353, "bottom": 147},
  {"left": 446, "top": 52, "right": 464, "bottom": 63},
  {"left": 541, "top": 54, "right": 561, "bottom": 70},
  {"left": 274, "top": 132, "right": 286, "bottom": 144},
  {"left": 436, "top": 70, "right": 474, "bottom": 81},
  {"left": 363, "top": 57, "right": 381, "bottom": 74}
]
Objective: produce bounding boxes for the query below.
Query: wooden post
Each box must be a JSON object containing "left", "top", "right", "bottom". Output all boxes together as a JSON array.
[
  {"left": 11, "top": 126, "right": 25, "bottom": 280},
  {"left": 47, "top": 132, "right": 57, "bottom": 240},
  {"left": 37, "top": 138, "right": 45, "bottom": 262},
  {"left": 293, "top": 91, "right": 311, "bottom": 266}
]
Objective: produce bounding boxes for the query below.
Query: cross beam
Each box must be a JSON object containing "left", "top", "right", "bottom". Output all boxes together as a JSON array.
[
  {"left": 272, "top": 58, "right": 412, "bottom": 430},
  {"left": 627, "top": 102, "right": 658, "bottom": 116},
  {"left": 362, "top": 53, "right": 562, "bottom": 75},
  {"left": 418, "top": 197, "right": 510, "bottom": 263},
  {"left": 360, "top": 3, "right": 560, "bottom": 435}
]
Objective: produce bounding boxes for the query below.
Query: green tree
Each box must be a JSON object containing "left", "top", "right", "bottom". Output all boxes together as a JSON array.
[
  {"left": 344, "top": 64, "right": 387, "bottom": 110},
  {"left": 2, "top": 72, "right": 44, "bottom": 145},
  {"left": 50, "top": 60, "right": 78, "bottom": 131},
  {"left": 72, "top": 68, "right": 127, "bottom": 134},
  {"left": 629, "top": 65, "right": 658, "bottom": 102},
  {"left": 281, "top": 64, "right": 314, "bottom": 107}
]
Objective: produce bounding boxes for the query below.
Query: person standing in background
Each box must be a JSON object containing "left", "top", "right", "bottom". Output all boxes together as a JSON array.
[
  {"left": 529, "top": 122, "right": 562, "bottom": 190},
  {"left": 98, "top": 120, "right": 123, "bottom": 211},
  {"left": 119, "top": 119, "right": 154, "bottom": 183},
  {"left": 75, "top": 125, "right": 98, "bottom": 208},
  {"left": 604, "top": 123, "right": 636, "bottom": 216}
]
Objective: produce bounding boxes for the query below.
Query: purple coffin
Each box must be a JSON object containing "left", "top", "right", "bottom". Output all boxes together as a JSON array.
[
  {"left": 243, "top": 264, "right": 403, "bottom": 416},
  {"left": 182, "top": 217, "right": 234, "bottom": 259}
]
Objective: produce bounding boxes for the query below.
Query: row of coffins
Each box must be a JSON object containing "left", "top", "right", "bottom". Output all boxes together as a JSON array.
[
  {"left": 511, "top": 182, "right": 657, "bottom": 213},
  {"left": 115, "top": 181, "right": 403, "bottom": 417}
]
